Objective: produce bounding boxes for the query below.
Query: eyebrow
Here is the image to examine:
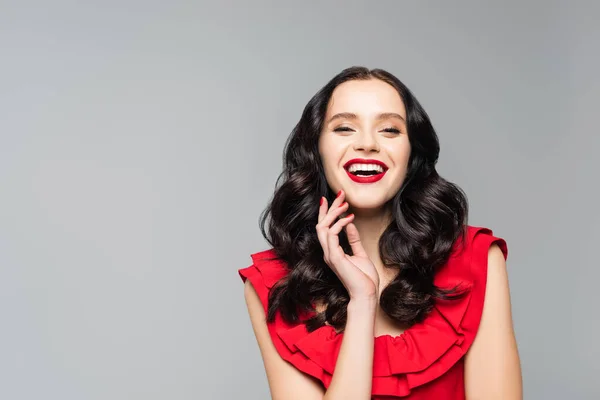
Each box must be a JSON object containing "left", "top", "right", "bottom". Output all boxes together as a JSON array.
[{"left": 326, "top": 112, "right": 406, "bottom": 124}]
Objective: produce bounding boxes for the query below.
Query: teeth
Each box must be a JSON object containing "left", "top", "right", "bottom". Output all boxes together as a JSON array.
[{"left": 348, "top": 163, "right": 384, "bottom": 173}]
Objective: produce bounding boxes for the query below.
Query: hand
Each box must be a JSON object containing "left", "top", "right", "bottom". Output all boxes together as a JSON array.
[{"left": 315, "top": 190, "right": 380, "bottom": 300}]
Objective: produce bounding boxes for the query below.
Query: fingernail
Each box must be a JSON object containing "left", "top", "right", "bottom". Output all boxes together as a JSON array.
[
  {"left": 341, "top": 201, "right": 348, "bottom": 207},
  {"left": 336, "top": 190, "right": 342, "bottom": 198},
  {"left": 320, "top": 197, "right": 324, "bottom": 206},
  {"left": 346, "top": 213, "right": 354, "bottom": 218}
]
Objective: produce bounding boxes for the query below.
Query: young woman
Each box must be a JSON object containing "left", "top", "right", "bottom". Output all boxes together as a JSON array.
[{"left": 238, "top": 66, "right": 522, "bottom": 399}]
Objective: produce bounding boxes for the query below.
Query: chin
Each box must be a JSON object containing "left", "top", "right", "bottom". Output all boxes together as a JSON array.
[{"left": 345, "top": 196, "right": 388, "bottom": 210}]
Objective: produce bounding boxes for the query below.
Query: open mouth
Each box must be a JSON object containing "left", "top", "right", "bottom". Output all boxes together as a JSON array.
[
  {"left": 345, "top": 166, "right": 386, "bottom": 176},
  {"left": 343, "top": 160, "right": 389, "bottom": 183}
]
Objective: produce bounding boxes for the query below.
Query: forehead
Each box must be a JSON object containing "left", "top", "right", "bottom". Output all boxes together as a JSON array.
[{"left": 326, "top": 79, "right": 406, "bottom": 117}]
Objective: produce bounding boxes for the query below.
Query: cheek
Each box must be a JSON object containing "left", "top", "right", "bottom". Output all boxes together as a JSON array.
[
  {"left": 319, "top": 140, "right": 344, "bottom": 169},
  {"left": 388, "top": 145, "right": 411, "bottom": 186},
  {"left": 395, "top": 142, "right": 411, "bottom": 165},
  {"left": 318, "top": 143, "right": 346, "bottom": 188}
]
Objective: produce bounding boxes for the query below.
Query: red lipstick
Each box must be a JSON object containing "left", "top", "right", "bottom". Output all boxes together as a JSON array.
[{"left": 343, "top": 158, "right": 388, "bottom": 184}]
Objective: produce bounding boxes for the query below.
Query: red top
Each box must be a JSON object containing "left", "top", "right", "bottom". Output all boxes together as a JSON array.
[{"left": 238, "top": 225, "right": 508, "bottom": 399}]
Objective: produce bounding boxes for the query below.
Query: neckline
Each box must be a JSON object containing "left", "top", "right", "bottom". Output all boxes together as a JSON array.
[{"left": 308, "top": 307, "right": 416, "bottom": 342}]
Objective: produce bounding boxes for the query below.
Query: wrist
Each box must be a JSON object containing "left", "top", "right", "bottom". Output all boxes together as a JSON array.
[
  {"left": 348, "top": 295, "right": 378, "bottom": 310},
  {"left": 346, "top": 296, "right": 377, "bottom": 332}
]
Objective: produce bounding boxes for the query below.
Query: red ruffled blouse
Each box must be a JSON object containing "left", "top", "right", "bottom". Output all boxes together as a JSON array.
[{"left": 238, "top": 225, "right": 508, "bottom": 399}]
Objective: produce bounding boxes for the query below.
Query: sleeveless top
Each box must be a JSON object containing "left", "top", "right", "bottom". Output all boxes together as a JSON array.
[{"left": 238, "top": 225, "right": 508, "bottom": 399}]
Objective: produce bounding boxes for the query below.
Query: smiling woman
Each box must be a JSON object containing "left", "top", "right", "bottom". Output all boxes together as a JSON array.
[{"left": 238, "top": 66, "right": 522, "bottom": 400}]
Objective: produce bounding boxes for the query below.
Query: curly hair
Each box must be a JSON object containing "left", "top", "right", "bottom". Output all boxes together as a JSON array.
[{"left": 258, "top": 66, "right": 469, "bottom": 333}]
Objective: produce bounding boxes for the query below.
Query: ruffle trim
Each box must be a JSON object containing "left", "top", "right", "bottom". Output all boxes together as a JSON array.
[{"left": 238, "top": 225, "right": 508, "bottom": 397}]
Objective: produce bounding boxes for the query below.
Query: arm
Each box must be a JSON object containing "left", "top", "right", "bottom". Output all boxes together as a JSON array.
[
  {"left": 244, "top": 280, "right": 376, "bottom": 400},
  {"left": 464, "top": 243, "right": 523, "bottom": 400},
  {"left": 323, "top": 295, "right": 377, "bottom": 400}
]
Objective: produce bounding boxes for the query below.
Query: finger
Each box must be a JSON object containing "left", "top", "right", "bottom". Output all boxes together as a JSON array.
[
  {"left": 317, "top": 196, "right": 327, "bottom": 224},
  {"left": 316, "top": 196, "right": 332, "bottom": 259},
  {"left": 344, "top": 222, "right": 367, "bottom": 258},
  {"left": 330, "top": 189, "right": 346, "bottom": 210},
  {"left": 319, "top": 203, "right": 349, "bottom": 262},
  {"left": 329, "top": 212, "right": 354, "bottom": 236},
  {"left": 319, "top": 199, "right": 349, "bottom": 229},
  {"left": 327, "top": 213, "right": 355, "bottom": 263},
  {"left": 316, "top": 190, "right": 348, "bottom": 260}
]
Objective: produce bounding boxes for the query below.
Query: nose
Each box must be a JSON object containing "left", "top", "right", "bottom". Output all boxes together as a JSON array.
[{"left": 352, "top": 130, "right": 380, "bottom": 152}]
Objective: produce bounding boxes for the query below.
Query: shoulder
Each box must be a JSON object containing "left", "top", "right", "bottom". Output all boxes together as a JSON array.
[
  {"left": 238, "top": 250, "right": 327, "bottom": 398},
  {"left": 466, "top": 224, "right": 508, "bottom": 264},
  {"left": 239, "top": 248, "right": 288, "bottom": 284},
  {"left": 462, "top": 225, "right": 508, "bottom": 261},
  {"left": 465, "top": 225, "right": 508, "bottom": 288},
  {"left": 431, "top": 224, "right": 510, "bottom": 358},
  {"left": 434, "top": 225, "right": 508, "bottom": 292},
  {"left": 238, "top": 248, "right": 289, "bottom": 313}
]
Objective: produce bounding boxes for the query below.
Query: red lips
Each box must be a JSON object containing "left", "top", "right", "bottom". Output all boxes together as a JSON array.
[{"left": 343, "top": 158, "right": 388, "bottom": 184}]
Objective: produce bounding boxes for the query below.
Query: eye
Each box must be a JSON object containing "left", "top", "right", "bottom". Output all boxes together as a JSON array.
[
  {"left": 333, "top": 126, "right": 354, "bottom": 132},
  {"left": 333, "top": 126, "right": 401, "bottom": 134}
]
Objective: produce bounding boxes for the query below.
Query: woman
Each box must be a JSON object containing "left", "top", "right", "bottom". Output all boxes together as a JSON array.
[{"left": 238, "top": 66, "right": 522, "bottom": 399}]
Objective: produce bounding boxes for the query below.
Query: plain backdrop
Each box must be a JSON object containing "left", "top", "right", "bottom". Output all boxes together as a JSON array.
[{"left": 1, "top": 1, "right": 598, "bottom": 399}]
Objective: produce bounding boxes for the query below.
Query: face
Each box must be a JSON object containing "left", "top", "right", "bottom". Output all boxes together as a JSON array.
[{"left": 318, "top": 78, "right": 411, "bottom": 212}]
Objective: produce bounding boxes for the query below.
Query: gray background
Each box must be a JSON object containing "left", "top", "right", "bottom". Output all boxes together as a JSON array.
[{"left": 1, "top": 1, "right": 598, "bottom": 399}]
